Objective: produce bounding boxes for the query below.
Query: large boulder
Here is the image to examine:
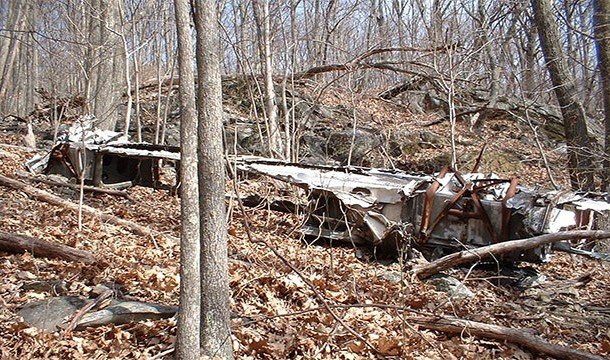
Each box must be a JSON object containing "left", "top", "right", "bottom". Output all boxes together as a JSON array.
[{"left": 324, "top": 129, "right": 381, "bottom": 166}]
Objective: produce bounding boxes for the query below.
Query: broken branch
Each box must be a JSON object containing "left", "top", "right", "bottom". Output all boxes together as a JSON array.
[
  {"left": 0, "top": 174, "right": 176, "bottom": 243},
  {"left": 413, "top": 230, "right": 610, "bottom": 279},
  {"left": 16, "top": 171, "right": 132, "bottom": 200},
  {"left": 413, "top": 315, "right": 606, "bottom": 360},
  {"left": 75, "top": 301, "right": 177, "bottom": 329},
  {"left": 64, "top": 289, "right": 114, "bottom": 332},
  {"left": 0, "top": 231, "right": 96, "bottom": 264}
]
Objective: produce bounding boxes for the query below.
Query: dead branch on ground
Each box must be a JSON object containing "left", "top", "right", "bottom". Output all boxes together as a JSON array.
[
  {"left": 413, "top": 315, "right": 606, "bottom": 360},
  {"left": 63, "top": 289, "right": 114, "bottom": 332},
  {"left": 16, "top": 171, "right": 131, "bottom": 200},
  {"left": 0, "top": 174, "right": 176, "bottom": 243},
  {"left": 0, "top": 231, "right": 96, "bottom": 264},
  {"left": 413, "top": 230, "right": 610, "bottom": 279}
]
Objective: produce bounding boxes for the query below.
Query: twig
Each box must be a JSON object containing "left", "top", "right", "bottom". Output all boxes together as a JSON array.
[
  {"left": 63, "top": 289, "right": 114, "bottom": 332},
  {"left": 149, "top": 347, "right": 175, "bottom": 360}
]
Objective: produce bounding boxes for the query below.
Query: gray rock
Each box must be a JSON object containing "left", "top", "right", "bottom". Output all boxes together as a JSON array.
[
  {"left": 419, "top": 130, "right": 441, "bottom": 148},
  {"left": 324, "top": 129, "right": 381, "bottom": 166},
  {"left": 17, "top": 296, "right": 178, "bottom": 331},
  {"left": 456, "top": 136, "right": 475, "bottom": 146},
  {"left": 426, "top": 274, "right": 474, "bottom": 298},
  {"left": 388, "top": 130, "right": 421, "bottom": 157},
  {"left": 380, "top": 271, "right": 404, "bottom": 284},
  {"left": 18, "top": 296, "right": 87, "bottom": 331}
]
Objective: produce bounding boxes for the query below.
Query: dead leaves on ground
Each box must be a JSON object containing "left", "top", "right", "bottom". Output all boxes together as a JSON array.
[{"left": 0, "top": 125, "right": 607, "bottom": 359}]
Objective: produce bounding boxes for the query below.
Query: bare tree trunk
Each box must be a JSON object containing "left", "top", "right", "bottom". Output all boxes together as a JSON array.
[
  {"left": 532, "top": 0, "right": 596, "bottom": 190},
  {"left": 253, "top": 0, "right": 283, "bottom": 158},
  {"left": 479, "top": 0, "right": 499, "bottom": 107},
  {"left": 174, "top": 0, "right": 201, "bottom": 358},
  {"left": 521, "top": 17, "right": 537, "bottom": 97},
  {"left": 193, "top": 0, "right": 233, "bottom": 358},
  {"left": 593, "top": 0, "right": 610, "bottom": 190},
  {"left": 154, "top": 23, "right": 164, "bottom": 144},
  {"left": 87, "top": 0, "right": 125, "bottom": 131},
  {"left": 132, "top": 24, "right": 142, "bottom": 142},
  {"left": 118, "top": 2, "right": 132, "bottom": 139},
  {"left": 0, "top": 1, "right": 26, "bottom": 113}
]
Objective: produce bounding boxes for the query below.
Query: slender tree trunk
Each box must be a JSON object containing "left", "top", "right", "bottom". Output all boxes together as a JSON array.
[
  {"left": 161, "top": 56, "right": 177, "bottom": 145},
  {"left": 87, "top": 0, "right": 125, "bottom": 131},
  {"left": 118, "top": 2, "right": 132, "bottom": 139},
  {"left": 132, "top": 24, "right": 142, "bottom": 142},
  {"left": 532, "top": 0, "right": 596, "bottom": 190},
  {"left": 154, "top": 22, "right": 164, "bottom": 144},
  {"left": 0, "top": 1, "right": 26, "bottom": 113},
  {"left": 193, "top": 0, "right": 233, "bottom": 358},
  {"left": 594, "top": 0, "right": 610, "bottom": 190},
  {"left": 521, "top": 18, "right": 537, "bottom": 97},
  {"left": 174, "top": 0, "right": 201, "bottom": 358},
  {"left": 253, "top": 0, "right": 282, "bottom": 158}
]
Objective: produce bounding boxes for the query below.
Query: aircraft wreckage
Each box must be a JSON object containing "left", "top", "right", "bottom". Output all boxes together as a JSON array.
[
  {"left": 25, "top": 121, "right": 610, "bottom": 263},
  {"left": 234, "top": 158, "right": 610, "bottom": 262}
]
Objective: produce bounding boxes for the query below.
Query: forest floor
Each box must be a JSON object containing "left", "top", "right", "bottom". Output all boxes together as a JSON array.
[{"left": 1, "top": 88, "right": 610, "bottom": 359}]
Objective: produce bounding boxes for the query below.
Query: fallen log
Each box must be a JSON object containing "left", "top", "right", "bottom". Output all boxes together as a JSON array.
[
  {"left": 413, "top": 315, "right": 605, "bottom": 360},
  {"left": 0, "top": 231, "right": 96, "bottom": 264},
  {"left": 0, "top": 174, "right": 175, "bottom": 242},
  {"left": 413, "top": 230, "right": 610, "bottom": 279},
  {"left": 16, "top": 171, "right": 131, "bottom": 200}
]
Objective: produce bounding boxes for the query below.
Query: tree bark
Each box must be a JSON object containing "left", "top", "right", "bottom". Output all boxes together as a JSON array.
[
  {"left": 174, "top": 0, "right": 201, "bottom": 358},
  {"left": 413, "top": 230, "right": 610, "bottom": 279},
  {"left": 0, "top": 231, "right": 96, "bottom": 264},
  {"left": 531, "top": 0, "right": 596, "bottom": 190},
  {"left": 593, "top": 0, "right": 610, "bottom": 190},
  {"left": 194, "top": 0, "right": 233, "bottom": 358}
]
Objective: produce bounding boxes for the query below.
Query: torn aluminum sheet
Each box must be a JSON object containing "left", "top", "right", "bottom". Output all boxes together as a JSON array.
[
  {"left": 59, "top": 115, "right": 125, "bottom": 144},
  {"left": 235, "top": 157, "right": 431, "bottom": 250},
  {"left": 237, "top": 159, "right": 431, "bottom": 207},
  {"left": 235, "top": 157, "right": 610, "bottom": 262},
  {"left": 25, "top": 118, "right": 180, "bottom": 188}
]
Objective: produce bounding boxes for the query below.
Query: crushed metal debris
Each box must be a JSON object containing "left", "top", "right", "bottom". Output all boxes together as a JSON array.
[
  {"left": 26, "top": 118, "right": 179, "bottom": 189},
  {"left": 234, "top": 157, "right": 610, "bottom": 262}
]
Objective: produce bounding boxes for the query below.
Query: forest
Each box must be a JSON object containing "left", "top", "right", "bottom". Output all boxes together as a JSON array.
[{"left": 1, "top": 0, "right": 610, "bottom": 359}]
